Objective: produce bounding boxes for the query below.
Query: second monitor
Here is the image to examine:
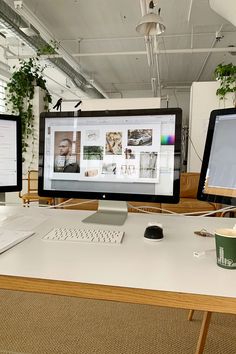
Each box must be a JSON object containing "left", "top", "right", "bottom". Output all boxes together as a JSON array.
[
  {"left": 0, "top": 114, "right": 22, "bottom": 193},
  {"left": 38, "top": 108, "right": 182, "bottom": 225},
  {"left": 198, "top": 107, "right": 236, "bottom": 206}
]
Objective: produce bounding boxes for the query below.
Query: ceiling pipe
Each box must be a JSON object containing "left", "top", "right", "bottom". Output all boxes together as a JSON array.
[
  {"left": 154, "top": 47, "right": 236, "bottom": 54},
  {"left": 0, "top": 0, "right": 107, "bottom": 98},
  {"left": 187, "top": 0, "right": 194, "bottom": 23},
  {"left": 153, "top": 36, "right": 161, "bottom": 97},
  {"left": 13, "top": 0, "right": 108, "bottom": 98},
  {"left": 60, "top": 30, "right": 236, "bottom": 43},
  {"left": 139, "top": 0, "right": 152, "bottom": 67},
  {"left": 190, "top": 26, "right": 194, "bottom": 49},
  {"left": 6, "top": 46, "right": 236, "bottom": 60}
]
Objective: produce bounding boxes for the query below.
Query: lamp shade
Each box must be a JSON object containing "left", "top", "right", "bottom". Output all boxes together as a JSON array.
[{"left": 136, "top": 12, "right": 166, "bottom": 36}]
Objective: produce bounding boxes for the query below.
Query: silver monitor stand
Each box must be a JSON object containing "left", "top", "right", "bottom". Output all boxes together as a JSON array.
[{"left": 82, "top": 200, "right": 128, "bottom": 226}]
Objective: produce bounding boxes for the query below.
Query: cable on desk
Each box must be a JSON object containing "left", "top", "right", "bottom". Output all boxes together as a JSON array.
[
  {"left": 127, "top": 203, "right": 235, "bottom": 217},
  {"left": 128, "top": 204, "right": 178, "bottom": 215},
  {"left": 198, "top": 205, "right": 236, "bottom": 217},
  {"left": 2, "top": 200, "right": 233, "bottom": 218},
  {"left": 46, "top": 198, "right": 73, "bottom": 209},
  {"left": 220, "top": 207, "right": 236, "bottom": 218}
]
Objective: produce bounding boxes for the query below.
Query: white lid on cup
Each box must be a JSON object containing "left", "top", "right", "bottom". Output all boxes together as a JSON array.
[{"left": 215, "top": 228, "right": 236, "bottom": 238}]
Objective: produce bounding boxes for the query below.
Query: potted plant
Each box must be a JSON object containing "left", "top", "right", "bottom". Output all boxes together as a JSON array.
[
  {"left": 214, "top": 62, "right": 236, "bottom": 107},
  {"left": 5, "top": 57, "right": 52, "bottom": 160}
]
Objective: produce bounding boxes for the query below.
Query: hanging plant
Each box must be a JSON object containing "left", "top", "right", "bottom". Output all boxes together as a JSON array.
[
  {"left": 5, "top": 55, "right": 52, "bottom": 160},
  {"left": 214, "top": 62, "right": 236, "bottom": 107}
]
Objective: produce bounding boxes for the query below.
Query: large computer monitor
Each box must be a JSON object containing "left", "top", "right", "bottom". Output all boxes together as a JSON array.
[
  {"left": 0, "top": 114, "right": 22, "bottom": 193},
  {"left": 198, "top": 107, "right": 236, "bottom": 206},
  {"left": 38, "top": 108, "right": 182, "bottom": 225}
]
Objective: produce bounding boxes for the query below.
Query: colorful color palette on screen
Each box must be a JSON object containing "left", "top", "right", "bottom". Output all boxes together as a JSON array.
[{"left": 161, "top": 135, "right": 175, "bottom": 145}]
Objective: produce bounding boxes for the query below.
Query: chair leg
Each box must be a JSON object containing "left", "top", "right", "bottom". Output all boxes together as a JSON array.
[
  {"left": 188, "top": 309, "right": 194, "bottom": 321},
  {"left": 195, "top": 311, "right": 212, "bottom": 354}
]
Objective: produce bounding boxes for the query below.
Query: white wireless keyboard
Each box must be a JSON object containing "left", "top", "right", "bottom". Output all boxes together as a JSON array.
[{"left": 42, "top": 227, "right": 124, "bottom": 244}]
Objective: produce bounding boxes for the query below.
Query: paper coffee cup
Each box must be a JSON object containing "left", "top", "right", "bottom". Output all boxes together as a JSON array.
[{"left": 215, "top": 228, "right": 236, "bottom": 269}]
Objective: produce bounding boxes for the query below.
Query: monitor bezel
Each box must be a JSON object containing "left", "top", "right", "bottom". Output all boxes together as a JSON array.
[
  {"left": 0, "top": 114, "right": 22, "bottom": 192},
  {"left": 197, "top": 107, "right": 236, "bottom": 205},
  {"left": 38, "top": 108, "right": 182, "bottom": 203}
]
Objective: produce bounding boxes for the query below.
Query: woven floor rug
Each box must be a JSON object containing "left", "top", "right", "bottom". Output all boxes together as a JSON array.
[{"left": 0, "top": 289, "right": 235, "bottom": 354}]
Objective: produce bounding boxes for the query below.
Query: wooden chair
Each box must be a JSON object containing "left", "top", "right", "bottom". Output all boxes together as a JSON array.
[{"left": 19, "top": 170, "right": 54, "bottom": 207}]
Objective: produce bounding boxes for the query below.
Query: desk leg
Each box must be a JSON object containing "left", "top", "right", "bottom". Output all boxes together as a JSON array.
[
  {"left": 195, "top": 311, "right": 212, "bottom": 354},
  {"left": 188, "top": 309, "right": 194, "bottom": 321}
]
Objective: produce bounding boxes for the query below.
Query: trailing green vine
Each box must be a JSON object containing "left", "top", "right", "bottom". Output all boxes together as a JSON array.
[
  {"left": 5, "top": 43, "right": 56, "bottom": 161},
  {"left": 214, "top": 62, "right": 236, "bottom": 106}
]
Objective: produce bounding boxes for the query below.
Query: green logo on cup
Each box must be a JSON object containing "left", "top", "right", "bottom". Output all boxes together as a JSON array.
[{"left": 217, "top": 246, "right": 236, "bottom": 268}]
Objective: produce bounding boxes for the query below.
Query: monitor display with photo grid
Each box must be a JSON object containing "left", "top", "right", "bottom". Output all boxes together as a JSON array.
[{"left": 39, "top": 108, "right": 182, "bottom": 225}]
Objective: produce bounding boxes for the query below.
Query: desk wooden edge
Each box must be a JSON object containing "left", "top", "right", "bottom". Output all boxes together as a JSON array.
[{"left": 0, "top": 275, "right": 236, "bottom": 315}]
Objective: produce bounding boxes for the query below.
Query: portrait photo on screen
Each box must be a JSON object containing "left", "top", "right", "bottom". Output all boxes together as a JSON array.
[{"left": 54, "top": 131, "right": 81, "bottom": 173}]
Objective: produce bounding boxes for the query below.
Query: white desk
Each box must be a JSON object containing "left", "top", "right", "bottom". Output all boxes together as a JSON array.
[{"left": 0, "top": 206, "right": 236, "bottom": 354}]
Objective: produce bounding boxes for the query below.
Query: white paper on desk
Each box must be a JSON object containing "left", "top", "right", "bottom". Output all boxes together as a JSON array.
[
  {"left": 0, "top": 229, "right": 35, "bottom": 253},
  {"left": 0, "top": 215, "right": 48, "bottom": 231}
]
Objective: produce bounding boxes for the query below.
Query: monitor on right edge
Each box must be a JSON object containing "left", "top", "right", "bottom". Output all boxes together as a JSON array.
[{"left": 198, "top": 107, "right": 236, "bottom": 205}]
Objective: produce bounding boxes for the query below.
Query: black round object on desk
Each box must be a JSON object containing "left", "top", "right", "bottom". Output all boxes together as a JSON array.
[{"left": 144, "top": 225, "right": 164, "bottom": 241}]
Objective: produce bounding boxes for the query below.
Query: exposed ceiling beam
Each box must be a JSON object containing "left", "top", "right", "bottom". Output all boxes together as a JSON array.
[
  {"left": 6, "top": 46, "right": 236, "bottom": 60},
  {"left": 73, "top": 47, "right": 236, "bottom": 55},
  {"left": 10, "top": 0, "right": 108, "bottom": 98},
  {"left": 13, "top": 0, "right": 79, "bottom": 73},
  {"left": 59, "top": 31, "right": 236, "bottom": 43}
]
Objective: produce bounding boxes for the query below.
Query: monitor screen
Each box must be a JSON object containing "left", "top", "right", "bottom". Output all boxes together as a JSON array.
[
  {"left": 39, "top": 108, "right": 182, "bottom": 224},
  {"left": 39, "top": 108, "right": 181, "bottom": 199},
  {"left": 0, "top": 114, "right": 22, "bottom": 192},
  {"left": 198, "top": 107, "right": 236, "bottom": 205}
]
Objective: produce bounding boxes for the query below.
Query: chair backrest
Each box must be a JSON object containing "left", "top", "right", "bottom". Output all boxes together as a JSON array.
[
  {"left": 27, "top": 170, "right": 38, "bottom": 193},
  {"left": 180, "top": 172, "right": 200, "bottom": 198}
]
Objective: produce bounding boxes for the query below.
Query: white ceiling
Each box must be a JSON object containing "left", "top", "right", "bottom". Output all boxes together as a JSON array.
[{"left": 2, "top": 0, "right": 236, "bottom": 100}]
